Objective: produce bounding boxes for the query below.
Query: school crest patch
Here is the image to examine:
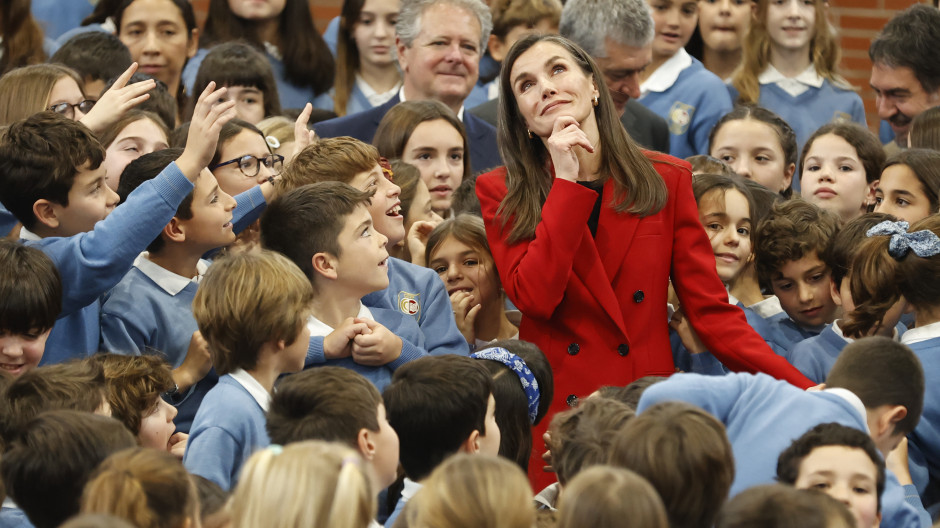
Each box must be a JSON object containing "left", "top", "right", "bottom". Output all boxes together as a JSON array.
[
  {"left": 832, "top": 111, "right": 852, "bottom": 123},
  {"left": 668, "top": 101, "right": 695, "bottom": 136},
  {"left": 398, "top": 291, "right": 421, "bottom": 320}
]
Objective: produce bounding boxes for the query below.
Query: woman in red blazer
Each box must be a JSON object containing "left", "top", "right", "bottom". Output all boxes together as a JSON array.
[{"left": 476, "top": 34, "right": 813, "bottom": 489}]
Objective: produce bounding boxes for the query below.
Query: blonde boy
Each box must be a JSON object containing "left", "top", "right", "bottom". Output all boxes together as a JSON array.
[{"left": 183, "top": 251, "right": 313, "bottom": 490}]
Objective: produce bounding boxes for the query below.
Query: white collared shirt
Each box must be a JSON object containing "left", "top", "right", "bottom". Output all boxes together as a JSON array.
[
  {"left": 307, "top": 303, "right": 373, "bottom": 336},
  {"left": 823, "top": 388, "right": 870, "bottom": 433},
  {"left": 400, "top": 477, "right": 422, "bottom": 502},
  {"left": 133, "top": 252, "right": 208, "bottom": 296},
  {"left": 748, "top": 296, "right": 784, "bottom": 319},
  {"left": 758, "top": 64, "right": 824, "bottom": 98},
  {"left": 356, "top": 74, "right": 401, "bottom": 108},
  {"left": 398, "top": 86, "right": 465, "bottom": 121},
  {"left": 832, "top": 319, "right": 901, "bottom": 343},
  {"left": 18, "top": 226, "right": 41, "bottom": 241},
  {"left": 640, "top": 48, "right": 693, "bottom": 97},
  {"left": 900, "top": 320, "right": 940, "bottom": 346},
  {"left": 228, "top": 368, "right": 271, "bottom": 412}
]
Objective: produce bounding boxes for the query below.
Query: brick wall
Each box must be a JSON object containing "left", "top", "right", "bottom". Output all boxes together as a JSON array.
[{"left": 191, "top": 0, "right": 933, "bottom": 131}]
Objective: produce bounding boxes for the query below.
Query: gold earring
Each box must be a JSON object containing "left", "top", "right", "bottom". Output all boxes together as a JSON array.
[
  {"left": 592, "top": 95, "right": 599, "bottom": 107},
  {"left": 527, "top": 129, "right": 534, "bottom": 139}
]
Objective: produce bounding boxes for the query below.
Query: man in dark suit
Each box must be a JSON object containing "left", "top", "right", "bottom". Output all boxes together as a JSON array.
[{"left": 315, "top": 0, "right": 502, "bottom": 174}]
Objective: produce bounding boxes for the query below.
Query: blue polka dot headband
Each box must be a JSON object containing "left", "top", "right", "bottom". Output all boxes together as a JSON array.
[
  {"left": 866, "top": 220, "right": 940, "bottom": 259},
  {"left": 470, "top": 347, "right": 540, "bottom": 424}
]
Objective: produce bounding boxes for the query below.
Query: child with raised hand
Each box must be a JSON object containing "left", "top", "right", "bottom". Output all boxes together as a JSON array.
[
  {"left": 98, "top": 109, "right": 170, "bottom": 191},
  {"left": 0, "top": 240, "right": 61, "bottom": 378},
  {"left": 754, "top": 200, "right": 841, "bottom": 357},
  {"left": 0, "top": 82, "right": 235, "bottom": 365},
  {"left": 261, "top": 182, "right": 426, "bottom": 392},
  {"left": 556, "top": 466, "right": 668, "bottom": 528},
  {"left": 730, "top": 0, "right": 865, "bottom": 176},
  {"left": 275, "top": 137, "right": 467, "bottom": 357},
  {"left": 635, "top": 0, "right": 732, "bottom": 159},
  {"left": 776, "top": 423, "right": 885, "bottom": 528},
  {"left": 842, "top": 216, "right": 940, "bottom": 511},
  {"left": 188, "top": 41, "right": 282, "bottom": 125},
  {"left": 80, "top": 447, "right": 199, "bottom": 528},
  {"left": 406, "top": 454, "right": 535, "bottom": 528},
  {"left": 470, "top": 340, "right": 554, "bottom": 473},
  {"left": 426, "top": 215, "right": 519, "bottom": 348},
  {"left": 800, "top": 122, "right": 885, "bottom": 224},
  {"left": 184, "top": 250, "right": 313, "bottom": 490},
  {"left": 49, "top": 32, "right": 133, "bottom": 102},
  {"left": 873, "top": 149, "right": 940, "bottom": 224},
  {"left": 788, "top": 213, "right": 906, "bottom": 384},
  {"left": 709, "top": 105, "right": 797, "bottom": 198},
  {"left": 231, "top": 441, "right": 375, "bottom": 528}
]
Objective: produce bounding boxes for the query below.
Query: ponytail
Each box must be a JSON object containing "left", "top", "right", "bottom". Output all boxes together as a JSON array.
[{"left": 840, "top": 236, "right": 901, "bottom": 338}]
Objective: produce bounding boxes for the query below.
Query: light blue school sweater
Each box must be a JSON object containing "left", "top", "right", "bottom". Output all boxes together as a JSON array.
[
  {"left": 304, "top": 305, "right": 428, "bottom": 393},
  {"left": 0, "top": 501, "right": 33, "bottom": 528},
  {"left": 788, "top": 321, "right": 906, "bottom": 384},
  {"left": 23, "top": 163, "right": 194, "bottom": 365},
  {"left": 759, "top": 311, "right": 823, "bottom": 360},
  {"left": 638, "top": 372, "right": 930, "bottom": 528},
  {"left": 182, "top": 48, "right": 333, "bottom": 111},
  {"left": 638, "top": 50, "right": 733, "bottom": 159},
  {"left": 906, "top": 336, "right": 940, "bottom": 514},
  {"left": 183, "top": 374, "right": 270, "bottom": 491}
]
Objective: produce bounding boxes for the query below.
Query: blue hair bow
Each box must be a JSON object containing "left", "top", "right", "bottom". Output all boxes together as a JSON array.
[
  {"left": 470, "top": 347, "right": 541, "bottom": 424},
  {"left": 866, "top": 220, "right": 940, "bottom": 259}
]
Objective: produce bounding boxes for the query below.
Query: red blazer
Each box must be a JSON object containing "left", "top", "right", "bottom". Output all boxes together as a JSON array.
[{"left": 477, "top": 154, "right": 813, "bottom": 487}]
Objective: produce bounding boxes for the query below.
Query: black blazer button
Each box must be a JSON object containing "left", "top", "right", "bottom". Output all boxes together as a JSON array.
[
  {"left": 566, "top": 394, "right": 579, "bottom": 407},
  {"left": 618, "top": 344, "right": 630, "bottom": 356},
  {"left": 567, "top": 343, "right": 580, "bottom": 356},
  {"left": 633, "top": 290, "right": 645, "bottom": 303}
]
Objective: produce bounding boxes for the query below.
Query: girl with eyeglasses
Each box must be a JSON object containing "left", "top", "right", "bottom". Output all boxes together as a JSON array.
[{"left": 209, "top": 119, "right": 285, "bottom": 253}]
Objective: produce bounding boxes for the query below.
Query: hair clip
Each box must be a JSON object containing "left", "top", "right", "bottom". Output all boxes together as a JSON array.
[
  {"left": 265, "top": 135, "right": 281, "bottom": 149},
  {"left": 867, "top": 220, "right": 940, "bottom": 259}
]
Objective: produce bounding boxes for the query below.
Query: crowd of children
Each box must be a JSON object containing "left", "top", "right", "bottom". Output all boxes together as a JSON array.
[{"left": 1, "top": 0, "right": 940, "bottom": 527}]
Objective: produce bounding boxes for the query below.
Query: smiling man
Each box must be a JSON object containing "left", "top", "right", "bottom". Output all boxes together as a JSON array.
[
  {"left": 316, "top": 0, "right": 502, "bottom": 174},
  {"left": 869, "top": 4, "right": 940, "bottom": 152}
]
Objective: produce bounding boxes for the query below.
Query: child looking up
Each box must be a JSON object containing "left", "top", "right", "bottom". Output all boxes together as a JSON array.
[
  {"left": 387, "top": 160, "right": 442, "bottom": 266},
  {"left": 709, "top": 105, "right": 797, "bottom": 198},
  {"left": 276, "top": 137, "right": 467, "bottom": 356},
  {"left": 261, "top": 182, "right": 427, "bottom": 391},
  {"left": 98, "top": 109, "right": 170, "bottom": 191},
  {"left": 842, "top": 217, "right": 940, "bottom": 512},
  {"left": 873, "top": 149, "right": 940, "bottom": 224},
  {"left": 0, "top": 240, "right": 61, "bottom": 377},
  {"left": 730, "top": 0, "right": 865, "bottom": 176},
  {"left": 800, "top": 123, "right": 885, "bottom": 224},
  {"left": 637, "top": 0, "right": 732, "bottom": 159},
  {"left": 184, "top": 250, "right": 313, "bottom": 490},
  {"left": 426, "top": 215, "right": 519, "bottom": 347},
  {"left": 777, "top": 423, "right": 885, "bottom": 528},
  {"left": 754, "top": 200, "right": 840, "bottom": 356},
  {"left": 788, "top": 213, "right": 906, "bottom": 384},
  {"left": 0, "top": 83, "right": 235, "bottom": 365}
]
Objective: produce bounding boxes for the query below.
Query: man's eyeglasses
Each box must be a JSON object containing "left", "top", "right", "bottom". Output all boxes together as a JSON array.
[
  {"left": 211, "top": 154, "right": 285, "bottom": 178},
  {"left": 48, "top": 100, "right": 96, "bottom": 118}
]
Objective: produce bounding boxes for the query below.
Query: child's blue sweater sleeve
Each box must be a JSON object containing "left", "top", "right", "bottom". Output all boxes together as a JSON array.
[
  {"left": 637, "top": 372, "right": 751, "bottom": 422},
  {"left": 31, "top": 162, "right": 193, "bottom": 317},
  {"left": 183, "top": 425, "right": 240, "bottom": 491},
  {"left": 232, "top": 185, "right": 266, "bottom": 233}
]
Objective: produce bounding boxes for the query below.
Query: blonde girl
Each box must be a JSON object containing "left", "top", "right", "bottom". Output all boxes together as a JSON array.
[
  {"left": 426, "top": 214, "right": 519, "bottom": 347},
  {"left": 231, "top": 441, "right": 374, "bottom": 528},
  {"left": 80, "top": 447, "right": 199, "bottom": 528},
  {"left": 407, "top": 454, "right": 534, "bottom": 528},
  {"left": 730, "top": 0, "right": 865, "bottom": 182}
]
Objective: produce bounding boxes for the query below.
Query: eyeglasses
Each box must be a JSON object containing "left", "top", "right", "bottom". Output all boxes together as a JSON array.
[
  {"left": 48, "top": 100, "right": 96, "bottom": 118},
  {"left": 210, "top": 154, "right": 285, "bottom": 178},
  {"left": 379, "top": 157, "right": 394, "bottom": 182}
]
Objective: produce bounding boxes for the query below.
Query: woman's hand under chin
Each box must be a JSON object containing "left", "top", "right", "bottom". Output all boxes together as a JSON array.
[{"left": 545, "top": 115, "right": 595, "bottom": 182}]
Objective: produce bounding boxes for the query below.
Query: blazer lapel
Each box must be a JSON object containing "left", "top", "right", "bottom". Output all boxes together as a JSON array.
[{"left": 595, "top": 179, "right": 640, "bottom": 283}]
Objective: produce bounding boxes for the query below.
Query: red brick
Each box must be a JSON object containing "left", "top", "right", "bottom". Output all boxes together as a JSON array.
[
  {"left": 840, "top": 15, "right": 892, "bottom": 31},
  {"left": 884, "top": 0, "right": 924, "bottom": 10},
  {"left": 840, "top": 36, "right": 872, "bottom": 52},
  {"left": 842, "top": 56, "right": 874, "bottom": 71}
]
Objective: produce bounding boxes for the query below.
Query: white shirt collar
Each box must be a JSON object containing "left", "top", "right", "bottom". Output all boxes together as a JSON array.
[
  {"left": 307, "top": 303, "right": 372, "bottom": 337},
  {"left": 401, "top": 478, "right": 422, "bottom": 500},
  {"left": 901, "top": 320, "right": 940, "bottom": 346},
  {"left": 758, "top": 64, "right": 824, "bottom": 97},
  {"left": 640, "top": 48, "right": 693, "bottom": 95},
  {"left": 832, "top": 320, "right": 901, "bottom": 343},
  {"left": 398, "top": 86, "right": 465, "bottom": 120},
  {"left": 2, "top": 497, "right": 17, "bottom": 509},
  {"left": 228, "top": 368, "right": 271, "bottom": 412},
  {"left": 18, "top": 226, "right": 41, "bottom": 241},
  {"left": 748, "top": 295, "right": 784, "bottom": 319},
  {"left": 356, "top": 74, "right": 401, "bottom": 107},
  {"left": 823, "top": 388, "right": 870, "bottom": 433},
  {"left": 133, "top": 252, "right": 208, "bottom": 296}
]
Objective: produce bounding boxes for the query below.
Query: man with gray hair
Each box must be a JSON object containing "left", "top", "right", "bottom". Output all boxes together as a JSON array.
[
  {"left": 559, "top": 0, "right": 669, "bottom": 153},
  {"left": 315, "top": 0, "right": 502, "bottom": 173}
]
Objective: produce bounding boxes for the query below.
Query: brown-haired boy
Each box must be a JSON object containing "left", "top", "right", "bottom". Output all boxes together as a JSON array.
[
  {"left": 267, "top": 367, "right": 400, "bottom": 496},
  {"left": 261, "top": 181, "right": 429, "bottom": 391},
  {"left": 0, "top": 84, "right": 235, "bottom": 365},
  {"left": 754, "top": 199, "right": 841, "bottom": 356},
  {"left": 183, "top": 251, "right": 313, "bottom": 490},
  {"left": 276, "top": 138, "right": 466, "bottom": 358}
]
